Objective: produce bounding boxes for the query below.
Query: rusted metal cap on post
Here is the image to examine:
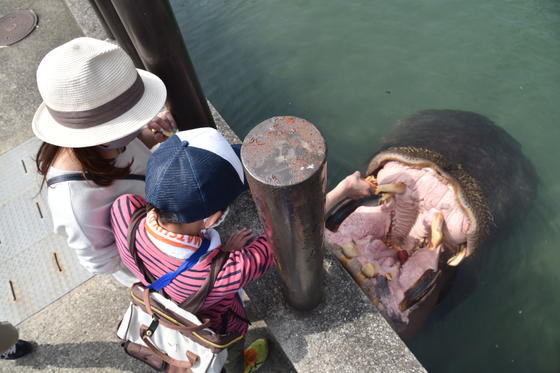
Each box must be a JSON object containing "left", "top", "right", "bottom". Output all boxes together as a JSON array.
[
  {"left": 242, "top": 116, "right": 327, "bottom": 186},
  {"left": 242, "top": 116, "right": 327, "bottom": 310},
  {"left": 0, "top": 10, "right": 37, "bottom": 47}
]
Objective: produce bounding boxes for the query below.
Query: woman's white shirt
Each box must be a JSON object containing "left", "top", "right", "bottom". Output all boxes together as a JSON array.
[{"left": 46, "top": 138, "right": 150, "bottom": 285}]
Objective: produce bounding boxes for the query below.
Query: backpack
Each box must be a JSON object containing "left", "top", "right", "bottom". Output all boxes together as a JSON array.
[{"left": 116, "top": 208, "right": 242, "bottom": 373}]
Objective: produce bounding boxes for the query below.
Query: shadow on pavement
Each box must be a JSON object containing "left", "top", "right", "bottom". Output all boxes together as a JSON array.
[{"left": 11, "top": 341, "right": 151, "bottom": 372}]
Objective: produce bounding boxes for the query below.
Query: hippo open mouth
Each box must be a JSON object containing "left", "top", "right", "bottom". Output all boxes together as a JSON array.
[
  {"left": 326, "top": 155, "right": 478, "bottom": 330},
  {"left": 325, "top": 110, "right": 535, "bottom": 336}
]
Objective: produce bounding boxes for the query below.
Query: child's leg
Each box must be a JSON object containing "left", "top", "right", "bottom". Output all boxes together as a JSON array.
[{"left": 223, "top": 337, "right": 246, "bottom": 373}]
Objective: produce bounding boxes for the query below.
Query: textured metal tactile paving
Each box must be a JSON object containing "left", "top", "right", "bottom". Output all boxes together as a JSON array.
[
  {"left": 0, "top": 136, "right": 43, "bottom": 199},
  {"left": 0, "top": 192, "right": 53, "bottom": 258},
  {"left": 0, "top": 138, "right": 93, "bottom": 324}
]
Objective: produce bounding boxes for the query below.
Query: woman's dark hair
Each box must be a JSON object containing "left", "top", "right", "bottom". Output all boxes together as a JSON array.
[{"left": 36, "top": 142, "right": 132, "bottom": 189}]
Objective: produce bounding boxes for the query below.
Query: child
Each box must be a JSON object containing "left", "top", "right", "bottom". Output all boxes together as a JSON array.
[{"left": 110, "top": 127, "right": 374, "bottom": 371}]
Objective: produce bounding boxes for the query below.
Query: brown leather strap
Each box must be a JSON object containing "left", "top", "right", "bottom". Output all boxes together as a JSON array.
[
  {"left": 122, "top": 341, "right": 166, "bottom": 371},
  {"left": 155, "top": 316, "right": 211, "bottom": 334},
  {"left": 186, "top": 351, "right": 198, "bottom": 366},
  {"left": 46, "top": 74, "right": 145, "bottom": 128},
  {"left": 127, "top": 207, "right": 158, "bottom": 285},
  {"left": 142, "top": 287, "right": 154, "bottom": 317},
  {"left": 178, "top": 250, "right": 229, "bottom": 313},
  {"left": 140, "top": 325, "right": 198, "bottom": 368}
]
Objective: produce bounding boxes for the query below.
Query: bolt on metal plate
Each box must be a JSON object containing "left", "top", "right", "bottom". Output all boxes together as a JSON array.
[{"left": 0, "top": 10, "right": 37, "bottom": 47}]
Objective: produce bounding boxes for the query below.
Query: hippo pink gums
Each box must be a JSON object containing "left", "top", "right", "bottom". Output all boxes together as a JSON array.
[{"left": 325, "top": 110, "right": 536, "bottom": 338}]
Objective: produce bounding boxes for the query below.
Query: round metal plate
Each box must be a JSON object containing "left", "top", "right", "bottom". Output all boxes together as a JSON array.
[
  {"left": 0, "top": 10, "right": 37, "bottom": 47},
  {"left": 242, "top": 116, "right": 327, "bottom": 186}
]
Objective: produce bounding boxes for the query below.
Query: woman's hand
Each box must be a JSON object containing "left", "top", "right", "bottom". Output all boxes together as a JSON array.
[
  {"left": 139, "top": 110, "right": 178, "bottom": 148},
  {"left": 340, "top": 171, "right": 375, "bottom": 200},
  {"left": 222, "top": 228, "right": 254, "bottom": 252},
  {"left": 148, "top": 110, "right": 177, "bottom": 142},
  {"left": 325, "top": 171, "right": 375, "bottom": 212}
]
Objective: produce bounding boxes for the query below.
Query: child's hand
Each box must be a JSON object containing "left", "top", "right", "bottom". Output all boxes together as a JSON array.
[
  {"left": 147, "top": 110, "right": 177, "bottom": 143},
  {"left": 222, "top": 228, "right": 253, "bottom": 252},
  {"left": 341, "top": 171, "right": 375, "bottom": 200}
]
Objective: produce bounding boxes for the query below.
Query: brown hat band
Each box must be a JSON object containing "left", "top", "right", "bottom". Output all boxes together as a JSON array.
[{"left": 45, "top": 74, "right": 145, "bottom": 129}]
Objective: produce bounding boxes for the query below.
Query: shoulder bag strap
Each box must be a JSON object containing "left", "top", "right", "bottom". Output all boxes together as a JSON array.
[
  {"left": 46, "top": 172, "right": 145, "bottom": 187},
  {"left": 129, "top": 208, "right": 229, "bottom": 314},
  {"left": 127, "top": 208, "right": 158, "bottom": 285},
  {"left": 178, "top": 250, "right": 230, "bottom": 314}
]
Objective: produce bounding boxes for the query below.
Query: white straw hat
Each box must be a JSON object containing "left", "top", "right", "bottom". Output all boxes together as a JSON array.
[{"left": 32, "top": 37, "right": 166, "bottom": 148}]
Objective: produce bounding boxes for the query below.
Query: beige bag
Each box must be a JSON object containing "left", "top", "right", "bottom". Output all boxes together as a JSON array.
[{"left": 117, "top": 283, "right": 243, "bottom": 372}]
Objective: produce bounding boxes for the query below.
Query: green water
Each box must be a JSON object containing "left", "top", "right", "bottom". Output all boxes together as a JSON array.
[{"left": 171, "top": 1, "right": 560, "bottom": 371}]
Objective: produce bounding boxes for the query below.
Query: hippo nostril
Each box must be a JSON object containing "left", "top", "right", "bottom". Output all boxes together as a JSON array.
[{"left": 399, "top": 269, "right": 441, "bottom": 312}]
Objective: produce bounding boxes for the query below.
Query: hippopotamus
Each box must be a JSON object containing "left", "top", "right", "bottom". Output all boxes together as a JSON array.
[{"left": 325, "top": 109, "right": 536, "bottom": 339}]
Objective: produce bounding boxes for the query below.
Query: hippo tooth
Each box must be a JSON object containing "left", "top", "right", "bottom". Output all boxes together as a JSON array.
[
  {"left": 429, "top": 212, "right": 444, "bottom": 250},
  {"left": 447, "top": 246, "right": 467, "bottom": 266},
  {"left": 376, "top": 182, "right": 406, "bottom": 195},
  {"left": 385, "top": 273, "right": 393, "bottom": 281},
  {"left": 355, "top": 272, "right": 367, "bottom": 286},
  {"left": 379, "top": 192, "right": 395, "bottom": 204},
  {"left": 341, "top": 242, "right": 359, "bottom": 258},
  {"left": 361, "top": 262, "right": 377, "bottom": 278}
]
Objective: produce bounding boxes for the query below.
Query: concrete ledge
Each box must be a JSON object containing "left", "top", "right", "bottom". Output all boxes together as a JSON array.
[
  {"left": 245, "top": 254, "right": 426, "bottom": 372},
  {"left": 63, "top": 0, "right": 109, "bottom": 40}
]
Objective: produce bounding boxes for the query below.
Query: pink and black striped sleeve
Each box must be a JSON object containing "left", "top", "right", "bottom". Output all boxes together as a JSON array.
[
  {"left": 207, "top": 234, "right": 275, "bottom": 299},
  {"left": 110, "top": 194, "right": 150, "bottom": 283}
]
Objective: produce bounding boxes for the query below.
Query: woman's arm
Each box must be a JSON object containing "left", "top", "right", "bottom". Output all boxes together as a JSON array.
[{"left": 325, "top": 171, "right": 375, "bottom": 212}]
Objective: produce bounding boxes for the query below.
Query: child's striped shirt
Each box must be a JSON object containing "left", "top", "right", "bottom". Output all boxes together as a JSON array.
[{"left": 110, "top": 194, "right": 274, "bottom": 335}]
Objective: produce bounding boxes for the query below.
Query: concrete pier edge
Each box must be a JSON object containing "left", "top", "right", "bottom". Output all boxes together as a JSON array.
[{"left": 1, "top": 0, "right": 427, "bottom": 371}]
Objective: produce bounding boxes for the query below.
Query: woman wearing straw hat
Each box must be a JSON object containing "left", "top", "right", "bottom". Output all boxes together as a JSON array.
[{"left": 33, "top": 37, "right": 176, "bottom": 286}]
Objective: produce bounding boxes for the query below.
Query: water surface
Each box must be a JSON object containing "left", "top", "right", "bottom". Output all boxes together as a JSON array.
[{"left": 171, "top": 1, "right": 560, "bottom": 371}]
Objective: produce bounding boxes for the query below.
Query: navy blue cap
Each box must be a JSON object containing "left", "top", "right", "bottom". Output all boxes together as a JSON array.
[{"left": 146, "top": 128, "right": 247, "bottom": 223}]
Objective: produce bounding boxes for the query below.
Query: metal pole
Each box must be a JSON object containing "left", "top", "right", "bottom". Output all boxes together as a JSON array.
[
  {"left": 110, "top": 0, "right": 215, "bottom": 129},
  {"left": 88, "top": 0, "right": 144, "bottom": 68},
  {"left": 241, "top": 116, "right": 327, "bottom": 310}
]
